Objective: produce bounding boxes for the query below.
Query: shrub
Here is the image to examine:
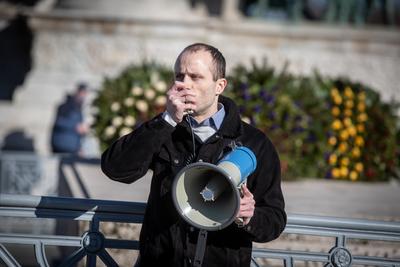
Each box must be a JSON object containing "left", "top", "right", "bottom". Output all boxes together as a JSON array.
[
  {"left": 92, "top": 60, "right": 400, "bottom": 181},
  {"left": 92, "top": 62, "right": 173, "bottom": 151},
  {"left": 226, "top": 60, "right": 400, "bottom": 181}
]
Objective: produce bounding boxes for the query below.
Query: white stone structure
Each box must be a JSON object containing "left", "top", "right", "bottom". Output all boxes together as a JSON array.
[{"left": 0, "top": 0, "right": 399, "bottom": 155}]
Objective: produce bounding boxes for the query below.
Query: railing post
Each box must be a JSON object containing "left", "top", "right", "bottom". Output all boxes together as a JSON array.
[
  {"left": 284, "top": 256, "right": 294, "bottom": 267},
  {"left": 336, "top": 235, "right": 346, "bottom": 247},
  {"left": 329, "top": 235, "right": 353, "bottom": 267},
  {"left": 34, "top": 241, "right": 50, "bottom": 267}
]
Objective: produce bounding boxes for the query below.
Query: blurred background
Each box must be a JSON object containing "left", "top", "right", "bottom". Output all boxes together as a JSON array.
[{"left": 0, "top": 0, "right": 400, "bottom": 264}]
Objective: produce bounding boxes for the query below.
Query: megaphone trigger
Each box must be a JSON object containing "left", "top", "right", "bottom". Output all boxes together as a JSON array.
[{"left": 238, "top": 182, "right": 246, "bottom": 197}]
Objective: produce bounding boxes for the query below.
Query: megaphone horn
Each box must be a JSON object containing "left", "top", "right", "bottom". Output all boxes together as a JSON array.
[{"left": 172, "top": 146, "right": 257, "bottom": 231}]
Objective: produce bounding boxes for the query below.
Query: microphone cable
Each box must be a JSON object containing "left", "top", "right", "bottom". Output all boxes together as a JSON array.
[{"left": 185, "top": 113, "right": 196, "bottom": 165}]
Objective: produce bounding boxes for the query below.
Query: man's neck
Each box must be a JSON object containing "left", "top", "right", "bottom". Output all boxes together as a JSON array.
[{"left": 192, "top": 105, "right": 219, "bottom": 124}]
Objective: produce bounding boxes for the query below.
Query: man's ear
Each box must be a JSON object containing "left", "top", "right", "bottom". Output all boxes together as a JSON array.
[{"left": 216, "top": 78, "right": 227, "bottom": 95}]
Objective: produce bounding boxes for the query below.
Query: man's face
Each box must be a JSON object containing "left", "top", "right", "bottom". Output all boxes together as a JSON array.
[
  {"left": 75, "top": 90, "right": 88, "bottom": 105},
  {"left": 174, "top": 50, "right": 226, "bottom": 121}
]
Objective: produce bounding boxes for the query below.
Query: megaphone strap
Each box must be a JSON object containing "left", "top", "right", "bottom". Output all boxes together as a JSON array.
[{"left": 193, "top": 229, "right": 208, "bottom": 267}]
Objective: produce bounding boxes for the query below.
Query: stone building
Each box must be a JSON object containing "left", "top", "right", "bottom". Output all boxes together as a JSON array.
[{"left": 0, "top": 0, "right": 399, "bottom": 155}]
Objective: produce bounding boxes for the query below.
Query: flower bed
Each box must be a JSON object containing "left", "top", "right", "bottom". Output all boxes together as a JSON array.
[{"left": 92, "top": 60, "right": 399, "bottom": 181}]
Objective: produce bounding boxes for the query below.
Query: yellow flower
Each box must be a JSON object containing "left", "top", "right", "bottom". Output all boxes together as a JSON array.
[
  {"left": 355, "top": 162, "right": 364, "bottom": 172},
  {"left": 333, "top": 95, "right": 343, "bottom": 105},
  {"left": 344, "top": 109, "right": 353, "bottom": 117},
  {"left": 331, "top": 87, "right": 339, "bottom": 97},
  {"left": 350, "top": 171, "right": 358, "bottom": 181},
  {"left": 358, "top": 91, "right": 366, "bottom": 101},
  {"left": 348, "top": 126, "right": 357, "bottom": 136},
  {"left": 357, "top": 124, "right": 365, "bottom": 132},
  {"left": 351, "top": 147, "right": 361, "bottom": 158},
  {"left": 328, "top": 136, "right": 337, "bottom": 146},
  {"left": 343, "top": 118, "right": 353, "bottom": 127},
  {"left": 345, "top": 100, "right": 354, "bottom": 109},
  {"left": 355, "top": 136, "right": 365, "bottom": 147},
  {"left": 329, "top": 154, "right": 338, "bottom": 165},
  {"left": 341, "top": 157, "right": 350, "bottom": 166},
  {"left": 344, "top": 86, "right": 354, "bottom": 99},
  {"left": 331, "top": 106, "right": 341, "bottom": 116},
  {"left": 340, "top": 130, "right": 349, "bottom": 140},
  {"left": 332, "top": 168, "right": 341, "bottom": 179},
  {"left": 357, "top": 113, "right": 368, "bottom": 122},
  {"left": 332, "top": 119, "right": 342, "bottom": 130},
  {"left": 340, "top": 166, "right": 349, "bottom": 178},
  {"left": 357, "top": 102, "right": 366, "bottom": 112},
  {"left": 339, "top": 142, "right": 348, "bottom": 153}
]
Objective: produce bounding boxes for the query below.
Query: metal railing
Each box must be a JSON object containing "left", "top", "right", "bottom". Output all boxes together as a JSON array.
[
  {"left": 252, "top": 215, "right": 400, "bottom": 267},
  {"left": 0, "top": 193, "right": 399, "bottom": 267}
]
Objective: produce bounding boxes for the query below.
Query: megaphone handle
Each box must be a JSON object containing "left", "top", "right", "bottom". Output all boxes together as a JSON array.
[
  {"left": 193, "top": 229, "right": 208, "bottom": 267},
  {"left": 235, "top": 184, "right": 246, "bottom": 227}
]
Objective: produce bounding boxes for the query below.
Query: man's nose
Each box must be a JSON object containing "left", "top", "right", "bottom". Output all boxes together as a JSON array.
[{"left": 182, "top": 76, "right": 192, "bottom": 89}]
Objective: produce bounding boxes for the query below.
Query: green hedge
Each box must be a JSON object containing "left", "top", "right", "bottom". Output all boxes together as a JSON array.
[{"left": 92, "top": 60, "right": 400, "bottom": 181}]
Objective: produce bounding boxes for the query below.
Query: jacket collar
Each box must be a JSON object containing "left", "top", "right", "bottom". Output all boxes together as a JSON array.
[{"left": 218, "top": 95, "right": 243, "bottom": 139}]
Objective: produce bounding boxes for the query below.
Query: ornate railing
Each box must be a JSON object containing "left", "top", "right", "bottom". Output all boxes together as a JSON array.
[
  {"left": 252, "top": 215, "right": 400, "bottom": 267},
  {"left": 0, "top": 193, "right": 399, "bottom": 267}
]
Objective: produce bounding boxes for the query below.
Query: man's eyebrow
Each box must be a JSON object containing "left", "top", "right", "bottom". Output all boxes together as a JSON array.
[{"left": 175, "top": 71, "right": 203, "bottom": 77}]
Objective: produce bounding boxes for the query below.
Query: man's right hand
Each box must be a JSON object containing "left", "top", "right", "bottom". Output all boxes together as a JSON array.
[{"left": 166, "top": 81, "right": 196, "bottom": 123}]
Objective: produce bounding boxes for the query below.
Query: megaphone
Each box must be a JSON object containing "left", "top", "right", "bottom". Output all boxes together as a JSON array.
[{"left": 172, "top": 146, "right": 257, "bottom": 231}]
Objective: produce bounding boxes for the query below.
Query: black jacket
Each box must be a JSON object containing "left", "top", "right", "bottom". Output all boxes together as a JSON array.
[{"left": 101, "top": 96, "right": 286, "bottom": 267}]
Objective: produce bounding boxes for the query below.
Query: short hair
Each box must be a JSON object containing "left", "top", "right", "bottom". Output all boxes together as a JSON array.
[
  {"left": 175, "top": 43, "right": 226, "bottom": 81},
  {"left": 76, "top": 82, "right": 88, "bottom": 92}
]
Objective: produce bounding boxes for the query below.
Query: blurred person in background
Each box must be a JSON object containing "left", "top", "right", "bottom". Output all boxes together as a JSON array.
[{"left": 50, "top": 83, "right": 89, "bottom": 155}]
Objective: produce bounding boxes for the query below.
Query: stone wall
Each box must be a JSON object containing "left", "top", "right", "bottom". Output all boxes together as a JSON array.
[{"left": 0, "top": 5, "right": 399, "bottom": 155}]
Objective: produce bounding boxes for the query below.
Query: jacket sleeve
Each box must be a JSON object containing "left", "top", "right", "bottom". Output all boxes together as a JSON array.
[
  {"left": 242, "top": 138, "right": 287, "bottom": 243},
  {"left": 101, "top": 114, "right": 175, "bottom": 184}
]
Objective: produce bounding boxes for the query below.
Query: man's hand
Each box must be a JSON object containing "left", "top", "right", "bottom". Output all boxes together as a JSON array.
[
  {"left": 237, "top": 184, "right": 255, "bottom": 226},
  {"left": 166, "top": 81, "right": 196, "bottom": 123},
  {"left": 76, "top": 122, "right": 89, "bottom": 135}
]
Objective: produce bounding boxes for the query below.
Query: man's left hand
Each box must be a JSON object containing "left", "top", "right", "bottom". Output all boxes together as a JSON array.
[{"left": 237, "top": 183, "right": 255, "bottom": 226}]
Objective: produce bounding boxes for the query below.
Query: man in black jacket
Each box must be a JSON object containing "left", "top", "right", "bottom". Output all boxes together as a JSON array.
[{"left": 101, "top": 43, "right": 286, "bottom": 267}]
